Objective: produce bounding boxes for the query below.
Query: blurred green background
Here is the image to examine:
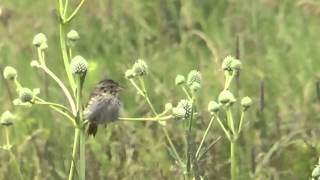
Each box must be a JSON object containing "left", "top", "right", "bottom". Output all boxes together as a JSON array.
[{"left": 1, "top": 0, "right": 320, "bottom": 179}]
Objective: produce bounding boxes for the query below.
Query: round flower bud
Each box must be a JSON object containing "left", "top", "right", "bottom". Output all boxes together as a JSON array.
[
  {"left": 241, "top": 96, "right": 252, "bottom": 110},
  {"left": 0, "top": 111, "right": 14, "bottom": 126},
  {"left": 207, "top": 101, "right": 221, "bottom": 113},
  {"left": 32, "top": 33, "right": 47, "bottom": 47},
  {"left": 125, "top": 69, "right": 135, "bottom": 79},
  {"left": 312, "top": 165, "right": 320, "bottom": 178},
  {"left": 165, "top": 103, "right": 173, "bottom": 111},
  {"left": 19, "top": 88, "right": 33, "bottom": 103},
  {"left": 222, "top": 56, "right": 234, "bottom": 71},
  {"left": 190, "top": 82, "right": 201, "bottom": 92},
  {"left": 30, "top": 60, "right": 40, "bottom": 68},
  {"left": 132, "top": 59, "right": 148, "bottom": 76},
  {"left": 3, "top": 66, "right": 17, "bottom": 80},
  {"left": 187, "top": 70, "right": 201, "bottom": 86},
  {"left": 218, "top": 90, "right": 235, "bottom": 104},
  {"left": 175, "top": 74, "right": 185, "bottom": 85},
  {"left": 67, "top": 30, "right": 80, "bottom": 41},
  {"left": 230, "top": 59, "right": 242, "bottom": 72},
  {"left": 70, "top": 55, "right": 88, "bottom": 74}
]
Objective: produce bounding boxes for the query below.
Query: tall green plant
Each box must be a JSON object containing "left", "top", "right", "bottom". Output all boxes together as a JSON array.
[
  {"left": 2, "top": 0, "right": 88, "bottom": 179},
  {"left": 207, "top": 56, "right": 252, "bottom": 180}
]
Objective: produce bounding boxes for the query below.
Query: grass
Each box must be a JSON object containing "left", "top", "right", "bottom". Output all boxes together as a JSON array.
[{"left": 0, "top": 0, "right": 320, "bottom": 179}]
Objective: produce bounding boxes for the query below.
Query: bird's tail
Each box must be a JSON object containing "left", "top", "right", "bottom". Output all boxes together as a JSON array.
[{"left": 87, "top": 123, "right": 98, "bottom": 136}]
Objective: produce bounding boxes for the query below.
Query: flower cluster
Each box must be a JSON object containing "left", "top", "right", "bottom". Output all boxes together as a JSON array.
[
  {"left": 172, "top": 99, "right": 192, "bottom": 120},
  {"left": 125, "top": 59, "right": 148, "bottom": 79},
  {"left": 175, "top": 70, "right": 202, "bottom": 92},
  {"left": 222, "top": 56, "right": 242, "bottom": 75}
]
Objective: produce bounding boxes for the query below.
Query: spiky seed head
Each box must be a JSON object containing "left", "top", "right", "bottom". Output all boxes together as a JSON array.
[
  {"left": 32, "top": 33, "right": 47, "bottom": 47},
  {"left": 175, "top": 74, "right": 185, "bottom": 85},
  {"left": 187, "top": 70, "right": 201, "bottom": 86},
  {"left": 132, "top": 59, "right": 148, "bottom": 76},
  {"left": 222, "top": 56, "right": 235, "bottom": 71},
  {"left": 207, "top": 101, "right": 221, "bottom": 113},
  {"left": 67, "top": 30, "right": 80, "bottom": 41},
  {"left": 19, "top": 88, "right": 33, "bottom": 103},
  {"left": 3, "top": 66, "right": 17, "bottom": 80},
  {"left": 241, "top": 96, "right": 252, "bottom": 110},
  {"left": 218, "top": 90, "right": 235, "bottom": 104},
  {"left": 125, "top": 69, "right": 135, "bottom": 79},
  {"left": 70, "top": 55, "right": 88, "bottom": 74},
  {"left": 0, "top": 111, "right": 14, "bottom": 126},
  {"left": 174, "top": 99, "right": 192, "bottom": 120}
]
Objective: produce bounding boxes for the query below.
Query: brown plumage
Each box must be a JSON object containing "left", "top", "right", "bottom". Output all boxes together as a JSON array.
[{"left": 84, "top": 79, "right": 121, "bottom": 136}]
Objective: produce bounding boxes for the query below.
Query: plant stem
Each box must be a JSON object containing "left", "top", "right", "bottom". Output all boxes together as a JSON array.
[
  {"left": 5, "top": 128, "right": 24, "bottom": 180},
  {"left": 63, "top": 0, "right": 69, "bottom": 18},
  {"left": 65, "top": 0, "right": 86, "bottom": 23},
  {"left": 230, "top": 140, "right": 237, "bottom": 180},
  {"left": 237, "top": 111, "right": 245, "bottom": 134},
  {"left": 195, "top": 116, "right": 214, "bottom": 158},
  {"left": 39, "top": 63, "right": 76, "bottom": 113},
  {"left": 79, "top": 129, "right": 86, "bottom": 180},
  {"left": 226, "top": 108, "right": 236, "bottom": 135},
  {"left": 214, "top": 114, "right": 231, "bottom": 140},
  {"left": 182, "top": 86, "right": 192, "bottom": 101},
  {"left": 76, "top": 76, "right": 85, "bottom": 180},
  {"left": 59, "top": 23, "right": 76, "bottom": 94},
  {"left": 119, "top": 115, "right": 173, "bottom": 121},
  {"left": 136, "top": 77, "right": 183, "bottom": 166},
  {"left": 68, "top": 128, "right": 80, "bottom": 180}
]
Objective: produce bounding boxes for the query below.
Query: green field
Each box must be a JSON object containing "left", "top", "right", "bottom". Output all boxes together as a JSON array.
[{"left": 1, "top": 0, "right": 320, "bottom": 179}]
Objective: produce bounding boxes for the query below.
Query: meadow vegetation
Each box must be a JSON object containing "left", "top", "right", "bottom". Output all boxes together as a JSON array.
[{"left": 0, "top": 0, "right": 320, "bottom": 179}]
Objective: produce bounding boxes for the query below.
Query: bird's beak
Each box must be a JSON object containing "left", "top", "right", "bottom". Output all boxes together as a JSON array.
[{"left": 117, "top": 86, "right": 124, "bottom": 92}]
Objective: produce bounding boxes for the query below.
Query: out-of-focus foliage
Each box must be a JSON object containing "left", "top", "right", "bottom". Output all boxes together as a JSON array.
[{"left": 0, "top": 0, "right": 320, "bottom": 179}]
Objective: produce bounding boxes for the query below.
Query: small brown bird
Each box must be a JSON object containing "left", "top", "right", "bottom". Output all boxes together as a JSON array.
[{"left": 84, "top": 79, "right": 122, "bottom": 136}]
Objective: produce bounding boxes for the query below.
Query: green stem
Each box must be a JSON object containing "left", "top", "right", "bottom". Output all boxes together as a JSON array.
[
  {"left": 5, "top": 127, "right": 10, "bottom": 147},
  {"left": 230, "top": 140, "right": 237, "bottom": 180},
  {"left": 68, "top": 128, "right": 80, "bottom": 180},
  {"left": 63, "top": 0, "right": 69, "bottom": 18},
  {"left": 59, "top": 23, "right": 76, "bottom": 94},
  {"left": 5, "top": 128, "right": 24, "bottom": 180},
  {"left": 129, "top": 79, "right": 144, "bottom": 96},
  {"left": 75, "top": 76, "right": 85, "bottom": 180},
  {"left": 214, "top": 114, "right": 231, "bottom": 140},
  {"left": 226, "top": 108, "right": 236, "bottom": 135},
  {"left": 237, "top": 111, "right": 245, "bottom": 134},
  {"left": 79, "top": 129, "right": 85, "bottom": 180},
  {"left": 119, "top": 115, "right": 173, "bottom": 121},
  {"left": 195, "top": 116, "right": 214, "bottom": 158},
  {"left": 65, "top": 0, "right": 86, "bottom": 23},
  {"left": 163, "top": 127, "right": 184, "bottom": 166},
  {"left": 224, "top": 72, "right": 236, "bottom": 90},
  {"left": 182, "top": 86, "right": 192, "bottom": 101},
  {"left": 34, "top": 97, "right": 76, "bottom": 126}
]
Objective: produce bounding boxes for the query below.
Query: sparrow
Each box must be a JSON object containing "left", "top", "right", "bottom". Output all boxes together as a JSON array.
[{"left": 84, "top": 79, "right": 122, "bottom": 136}]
